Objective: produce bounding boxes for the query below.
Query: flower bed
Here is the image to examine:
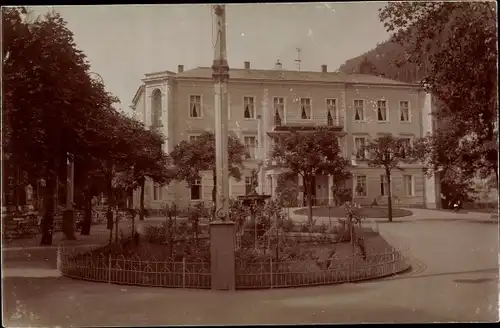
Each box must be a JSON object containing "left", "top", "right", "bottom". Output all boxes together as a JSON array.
[
  {"left": 234, "top": 231, "right": 410, "bottom": 289},
  {"left": 58, "top": 221, "right": 410, "bottom": 290},
  {"left": 58, "top": 239, "right": 211, "bottom": 288}
]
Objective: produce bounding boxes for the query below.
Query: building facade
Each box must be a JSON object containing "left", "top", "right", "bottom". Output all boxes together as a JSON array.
[{"left": 130, "top": 62, "right": 439, "bottom": 210}]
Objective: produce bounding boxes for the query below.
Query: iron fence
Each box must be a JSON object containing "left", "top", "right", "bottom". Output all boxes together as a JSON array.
[
  {"left": 58, "top": 224, "right": 410, "bottom": 290},
  {"left": 235, "top": 247, "right": 410, "bottom": 289},
  {"left": 58, "top": 244, "right": 211, "bottom": 289}
]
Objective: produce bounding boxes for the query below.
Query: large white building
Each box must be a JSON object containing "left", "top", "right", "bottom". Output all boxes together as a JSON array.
[{"left": 130, "top": 62, "right": 440, "bottom": 210}]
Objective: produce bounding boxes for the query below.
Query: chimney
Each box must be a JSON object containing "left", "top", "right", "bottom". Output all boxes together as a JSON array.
[
  {"left": 244, "top": 61, "right": 250, "bottom": 69},
  {"left": 321, "top": 64, "right": 327, "bottom": 73},
  {"left": 275, "top": 60, "right": 282, "bottom": 70},
  {"left": 177, "top": 65, "right": 184, "bottom": 73}
]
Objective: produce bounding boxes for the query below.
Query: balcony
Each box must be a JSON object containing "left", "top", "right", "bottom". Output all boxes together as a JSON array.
[{"left": 273, "top": 112, "right": 344, "bottom": 132}]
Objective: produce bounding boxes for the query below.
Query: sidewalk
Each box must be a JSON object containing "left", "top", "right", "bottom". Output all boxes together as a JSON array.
[{"left": 2, "top": 220, "right": 132, "bottom": 250}]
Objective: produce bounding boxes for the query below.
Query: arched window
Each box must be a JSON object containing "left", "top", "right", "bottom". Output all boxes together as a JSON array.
[{"left": 151, "top": 89, "right": 162, "bottom": 126}]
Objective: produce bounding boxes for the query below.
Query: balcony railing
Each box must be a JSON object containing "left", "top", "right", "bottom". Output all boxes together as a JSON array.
[{"left": 273, "top": 113, "right": 344, "bottom": 130}]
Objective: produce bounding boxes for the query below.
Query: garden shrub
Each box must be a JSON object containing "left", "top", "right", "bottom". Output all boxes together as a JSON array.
[
  {"left": 144, "top": 225, "right": 166, "bottom": 244},
  {"left": 281, "top": 218, "right": 295, "bottom": 232}
]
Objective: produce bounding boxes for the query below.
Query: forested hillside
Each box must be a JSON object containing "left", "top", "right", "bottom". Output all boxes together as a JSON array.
[{"left": 338, "top": 40, "right": 427, "bottom": 83}]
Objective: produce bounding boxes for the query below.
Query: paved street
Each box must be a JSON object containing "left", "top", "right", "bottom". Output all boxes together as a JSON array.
[{"left": 2, "top": 210, "right": 498, "bottom": 325}]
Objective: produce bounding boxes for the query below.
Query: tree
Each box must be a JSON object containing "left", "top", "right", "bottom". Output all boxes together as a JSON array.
[
  {"left": 169, "top": 132, "right": 247, "bottom": 218},
  {"left": 124, "top": 121, "right": 175, "bottom": 221},
  {"left": 270, "top": 129, "right": 351, "bottom": 223},
  {"left": 2, "top": 8, "right": 116, "bottom": 244},
  {"left": 276, "top": 172, "right": 299, "bottom": 208},
  {"left": 379, "top": 1, "right": 498, "bottom": 185},
  {"left": 364, "top": 134, "right": 410, "bottom": 222},
  {"left": 413, "top": 130, "right": 477, "bottom": 209},
  {"left": 3, "top": 8, "right": 173, "bottom": 245}
]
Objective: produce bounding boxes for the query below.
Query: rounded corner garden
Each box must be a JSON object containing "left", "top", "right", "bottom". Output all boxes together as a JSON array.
[{"left": 58, "top": 201, "right": 411, "bottom": 289}]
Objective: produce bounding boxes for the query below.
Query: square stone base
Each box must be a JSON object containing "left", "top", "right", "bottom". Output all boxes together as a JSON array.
[{"left": 210, "top": 221, "right": 236, "bottom": 291}]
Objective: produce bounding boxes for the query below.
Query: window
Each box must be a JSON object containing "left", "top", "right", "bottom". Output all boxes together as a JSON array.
[
  {"left": 400, "top": 138, "right": 412, "bottom": 159},
  {"left": 189, "top": 95, "right": 202, "bottom": 118},
  {"left": 354, "top": 137, "right": 367, "bottom": 160},
  {"left": 400, "top": 101, "right": 410, "bottom": 122},
  {"left": 300, "top": 98, "right": 311, "bottom": 119},
  {"left": 244, "top": 136, "right": 257, "bottom": 159},
  {"left": 326, "top": 98, "right": 338, "bottom": 125},
  {"left": 273, "top": 97, "right": 284, "bottom": 125},
  {"left": 403, "top": 175, "right": 414, "bottom": 196},
  {"left": 380, "top": 175, "right": 389, "bottom": 196},
  {"left": 354, "top": 100, "right": 364, "bottom": 121},
  {"left": 151, "top": 89, "right": 162, "bottom": 126},
  {"left": 153, "top": 183, "right": 161, "bottom": 201},
  {"left": 377, "top": 100, "right": 388, "bottom": 121},
  {"left": 189, "top": 135, "right": 202, "bottom": 142},
  {"left": 190, "top": 179, "right": 201, "bottom": 200},
  {"left": 245, "top": 177, "right": 257, "bottom": 195},
  {"left": 243, "top": 96, "right": 255, "bottom": 119},
  {"left": 355, "top": 175, "right": 367, "bottom": 197}
]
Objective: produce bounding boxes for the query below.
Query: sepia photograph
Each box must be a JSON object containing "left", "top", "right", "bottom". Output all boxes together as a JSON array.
[{"left": 1, "top": 1, "right": 498, "bottom": 326}]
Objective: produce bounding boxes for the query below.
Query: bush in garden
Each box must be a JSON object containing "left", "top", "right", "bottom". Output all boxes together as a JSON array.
[
  {"left": 228, "top": 197, "right": 249, "bottom": 231},
  {"left": 281, "top": 218, "right": 295, "bottom": 232},
  {"left": 177, "top": 220, "right": 189, "bottom": 234},
  {"left": 185, "top": 202, "right": 209, "bottom": 244},
  {"left": 144, "top": 225, "right": 166, "bottom": 244}
]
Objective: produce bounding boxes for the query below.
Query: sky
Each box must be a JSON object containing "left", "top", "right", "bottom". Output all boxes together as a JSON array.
[{"left": 31, "top": 3, "right": 391, "bottom": 112}]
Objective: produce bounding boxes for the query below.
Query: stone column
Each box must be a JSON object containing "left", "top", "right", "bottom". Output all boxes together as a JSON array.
[
  {"left": 210, "top": 221, "right": 236, "bottom": 290},
  {"left": 424, "top": 170, "right": 440, "bottom": 209},
  {"left": 270, "top": 174, "right": 276, "bottom": 199},
  {"left": 266, "top": 174, "right": 272, "bottom": 196}
]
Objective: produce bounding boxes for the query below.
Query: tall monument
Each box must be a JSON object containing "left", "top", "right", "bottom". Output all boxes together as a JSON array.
[
  {"left": 212, "top": 4, "right": 230, "bottom": 221},
  {"left": 210, "top": 4, "right": 236, "bottom": 291}
]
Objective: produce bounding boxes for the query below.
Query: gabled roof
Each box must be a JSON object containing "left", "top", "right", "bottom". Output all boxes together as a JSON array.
[{"left": 176, "top": 67, "right": 414, "bottom": 86}]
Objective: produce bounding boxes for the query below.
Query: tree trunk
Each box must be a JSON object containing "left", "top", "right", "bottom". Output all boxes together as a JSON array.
[
  {"left": 105, "top": 173, "right": 114, "bottom": 244},
  {"left": 115, "top": 208, "right": 119, "bottom": 244},
  {"left": 40, "top": 173, "right": 56, "bottom": 246},
  {"left": 386, "top": 168, "right": 393, "bottom": 223},
  {"left": 80, "top": 192, "right": 92, "bottom": 235},
  {"left": 139, "top": 177, "right": 145, "bottom": 221},
  {"left": 131, "top": 209, "right": 136, "bottom": 238},
  {"left": 166, "top": 214, "right": 173, "bottom": 258},
  {"left": 107, "top": 208, "right": 113, "bottom": 244},
  {"left": 494, "top": 166, "right": 499, "bottom": 190},
  {"left": 305, "top": 176, "right": 313, "bottom": 223},
  {"left": 212, "top": 169, "right": 217, "bottom": 221}
]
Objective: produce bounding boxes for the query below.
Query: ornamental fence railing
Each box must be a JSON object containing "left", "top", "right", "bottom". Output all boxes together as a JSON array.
[
  {"left": 58, "top": 244, "right": 211, "bottom": 289},
  {"left": 58, "top": 242, "right": 410, "bottom": 290},
  {"left": 235, "top": 247, "right": 409, "bottom": 289}
]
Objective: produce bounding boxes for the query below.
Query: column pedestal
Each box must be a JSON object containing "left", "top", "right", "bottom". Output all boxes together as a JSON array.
[{"left": 210, "top": 220, "right": 236, "bottom": 290}]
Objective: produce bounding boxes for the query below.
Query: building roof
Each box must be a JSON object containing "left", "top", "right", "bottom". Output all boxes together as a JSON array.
[{"left": 176, "top": 67, "right": 414, "bottom": 86}]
